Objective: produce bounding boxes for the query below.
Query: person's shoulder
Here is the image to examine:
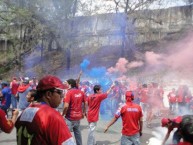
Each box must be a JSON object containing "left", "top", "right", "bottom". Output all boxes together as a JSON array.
[
  {"left": 174, "top": 116, "right": 183, "bottom": 123},
  {"left": 132, "top": 103, "right": 142, "bottom": 109},
  {"left": 35, "top": 105, "right": 59, "bottom": 117}
]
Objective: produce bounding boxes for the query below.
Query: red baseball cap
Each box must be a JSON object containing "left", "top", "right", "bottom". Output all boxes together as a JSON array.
[
  {"left": 161, "top": 118, "right": 169, "bottom": 127},
  {"left": 125, "top": 91, "right": 134, "bottom": 98},
  {"left": 36, "top": 75, "right": 65, "bottom": 91},
  {"left": 125, "top": 91, "right": 134, "bottom": 102}
]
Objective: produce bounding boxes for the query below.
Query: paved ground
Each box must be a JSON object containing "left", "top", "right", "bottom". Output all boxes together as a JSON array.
[{"left": 0, "top": 112, "right": 164, "bottom": 145}]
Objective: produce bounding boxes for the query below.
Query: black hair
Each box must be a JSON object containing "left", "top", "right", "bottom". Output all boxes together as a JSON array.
[
  {"left": 36, "top": 88, "right": 55, "bottom": 101},
  {"left": 180, "top": 115, "right": 193, "bottom": 143},
  {"left": 67, "top": 79, "right": 77, "bottom": 88},
  {"left": 142, "top": 84, "right": 147, "bottom": 88},
  {"left": 93, "top": 85, "right": 101, "bottom": 93},
  {"left": 1, "top": 82, "right": 8, "bottom": 87},
  {"left": 29, "top": 89, "right": 37, "bottom": 100}
]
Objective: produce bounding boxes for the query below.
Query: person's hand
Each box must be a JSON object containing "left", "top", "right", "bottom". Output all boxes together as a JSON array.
[
  {"left": 104, "top": 126, "right": 109, "bottom": 133},
  {"left": 12, "top": 109, "right": 19, "bottom": 117},
  {"left": 81, "top": 113, "right": 84, "bottom": 119},
  {"left": 84, "top": 112, "right": 87, "bottom": 118},
  {"left": 79, "top": 71, "right": 83, "bottom": 76}
]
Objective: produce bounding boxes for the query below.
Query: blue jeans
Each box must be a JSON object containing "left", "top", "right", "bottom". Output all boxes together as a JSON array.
[
  {"left": 11, "top": 94, "right": 17, "bottom": 109},
  {"left": 65, "top": 118, "right": 82, "bottom": 145},
  {"left": 120, "top": 133, "right": 140, "bottom": 145},
  {"left": 87, "top": 122, "right": 97, "bottom": 145}
]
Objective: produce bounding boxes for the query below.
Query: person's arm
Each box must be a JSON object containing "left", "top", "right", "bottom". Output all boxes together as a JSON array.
[
  {"left": 106, "top": 84, "right": 115, "bottom": 95},
  {"left": 84, "top": 101, "right": 88, "bottom": 117},
  {"left": 139, "top": 117, "right": 143, "bottom": 136},
  {"left": 104, "top": 117, "right": 118, "bottom": 133},
  {"left": 10, "top": 82, "right": 13, "bottom": 89},
  {"left": 82, "top": 102, "right": 86, "bottom": 118},
  {"left": 11, "top": 109, "right": 19, "bottom": 124},
  {"left": 76, "top": 71, "right": 82, "bottom": 86},
  {"left": 0, "top": 109, "right": 19, "bottom": 133},
  {"left": 62, "top": 102, "right": 69, "bottom": 116},
  {"left": 162, "top": 129, "right": 171, "bottom": 145}
]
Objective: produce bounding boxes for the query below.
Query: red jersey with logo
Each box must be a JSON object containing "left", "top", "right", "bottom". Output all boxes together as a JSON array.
[
  {"left": 115, "top": 102, "right": 143, "bottom": 136},
  {"left": 0, "top": 109, "right": 14, "bottom": 133},
  {"left": 87, "top": 93, "right": 107, "bottom": 122},
  {"left": 64, "top": 88, "right": 86, "bottom": 120},
  {"left": 15, "top": 103, "right": 75, "bottom": 145}
]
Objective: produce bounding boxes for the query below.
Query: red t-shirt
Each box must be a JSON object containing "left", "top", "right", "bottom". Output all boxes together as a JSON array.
[
  {"left": 140, "top": 88, "right": 148, "bottom": 103},
  {"left": 0, "top": 109, "right": 14, "bottom": 133},
  {"left": 15, "top": 103, "right": 74, "bottom": 145},
  {"left": 10, "top": 81, "right": 19, "bottom": 95},
  {"left": 177, "top": 142, "right": 192, "bottom": 145},
  {"left": 115, "top": 102, "right": 143, "bottom": 136},
  {"left": 168, "top": 92, "right": 177, "bottom": 103},
  {"left": 87, "top": 93, "right": 107, "bottom": 122},
  {"left": 64, "top": 88, "right": 86, "bottom": 120},
  {"left": 168, "top": 116, "right": 182, "bottom": 131}
]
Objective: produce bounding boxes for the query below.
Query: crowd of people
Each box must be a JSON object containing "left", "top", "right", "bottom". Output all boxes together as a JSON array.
[{"left": 0, "top": 74, "right": 193, "bottom": 145}]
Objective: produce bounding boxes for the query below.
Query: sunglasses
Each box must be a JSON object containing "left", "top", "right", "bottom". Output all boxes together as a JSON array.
[{"left": 52, "top": 89, "right": 64, "bottom": 98}]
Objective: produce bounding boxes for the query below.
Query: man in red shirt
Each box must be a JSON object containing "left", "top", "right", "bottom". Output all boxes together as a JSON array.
[
  {"left": 104, "top": 91, "right": 143, "bottom": 145},
  {"left": 15, "top": 75, "right": 75, "bottom": 145},
  {"left": 167, "top": 88, "right": 177, "bottom": 114},
  {"left": 161, "top": 116, "right": 182, "bottom": 145},
  {"left": 86, "top": 84, "right": 113, "bottom": 145},
  {"left": 0, "top": 108, "right": 19, "bottom": 133},
  {"left": 62, "top": 78, "right": 86, "bottom": 145},
  {"left": 10, "top": 77, "right": 19, "bottom": 109}
]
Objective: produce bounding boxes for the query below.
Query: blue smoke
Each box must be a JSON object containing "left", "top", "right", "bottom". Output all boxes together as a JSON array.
[
  {"left": 88, "top": 67, "right": 106, "bottom": 78},
  {"left": 80, "top": 59, "right": 90, "bottom": 71}
]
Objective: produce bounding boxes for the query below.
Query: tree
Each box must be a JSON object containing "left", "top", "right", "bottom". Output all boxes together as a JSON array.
[{"left": 0, "top": 0, "right": 77, "bottom": 74}]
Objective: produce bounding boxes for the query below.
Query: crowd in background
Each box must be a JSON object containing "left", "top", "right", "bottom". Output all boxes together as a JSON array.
[{"left": 0, "top": 74, "right": 193, "bottom": 145}]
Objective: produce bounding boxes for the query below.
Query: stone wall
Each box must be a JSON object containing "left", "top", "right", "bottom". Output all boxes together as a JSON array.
[{"left": 57, "top": 5, "right": 193, "bottom": 50}]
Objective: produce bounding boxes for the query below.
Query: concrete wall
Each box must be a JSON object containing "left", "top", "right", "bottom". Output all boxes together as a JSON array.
[{"left": 58, "top": 5, "right": 193, "bottom": 50}]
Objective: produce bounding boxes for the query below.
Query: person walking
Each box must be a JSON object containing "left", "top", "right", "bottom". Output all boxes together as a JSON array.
[
  {"left": 10, "top": 77, "right": 19, "bottom": 109},
  {"left": 15, "top": 75, "right": 75, "bottom": 145},
  {"left": 86, "top": 84, "right": 114, "bottom": 145},
  {"left": 62, "top": 78, "right": 86, "bottom": 145},
  {"left": 104, "top": 91, "right": 143, "bottom": 145},
  {"left": 17, "top": 77, "right": 32, "bottom": 110},
  {"left": 0, "top": 82, "right": 12, "bottom": 114}
]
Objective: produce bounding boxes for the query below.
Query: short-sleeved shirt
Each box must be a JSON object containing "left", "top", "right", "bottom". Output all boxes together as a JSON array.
[
  {"left": 0, "top": 109, "right": 14, "bottom": 133},
  {"left": 10, "top": 81, "right": 19, "bottom": 95},
  {"left": 168, "top": 92, "right": 177, "bottom": 103},
  {"left": 168, "top": 116, "right": 182, "bottom": 132},
  {"left": 140, "top": 88, "right": 148, "bottom": 103},
  {"left": 64, "top": 88, "right": 86, "bottom": 121},
  {"left": 1, "top": 87, "right": 12, "bottom": 109},
  {"left": 115, "top": 102, "right": 143, "bottom": 136},
  {"left": 15, "top": 103, "right": 75, "bottom": 145},
  {"left": 87, "top": 93, "right": 107, "bottom": 122}
]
